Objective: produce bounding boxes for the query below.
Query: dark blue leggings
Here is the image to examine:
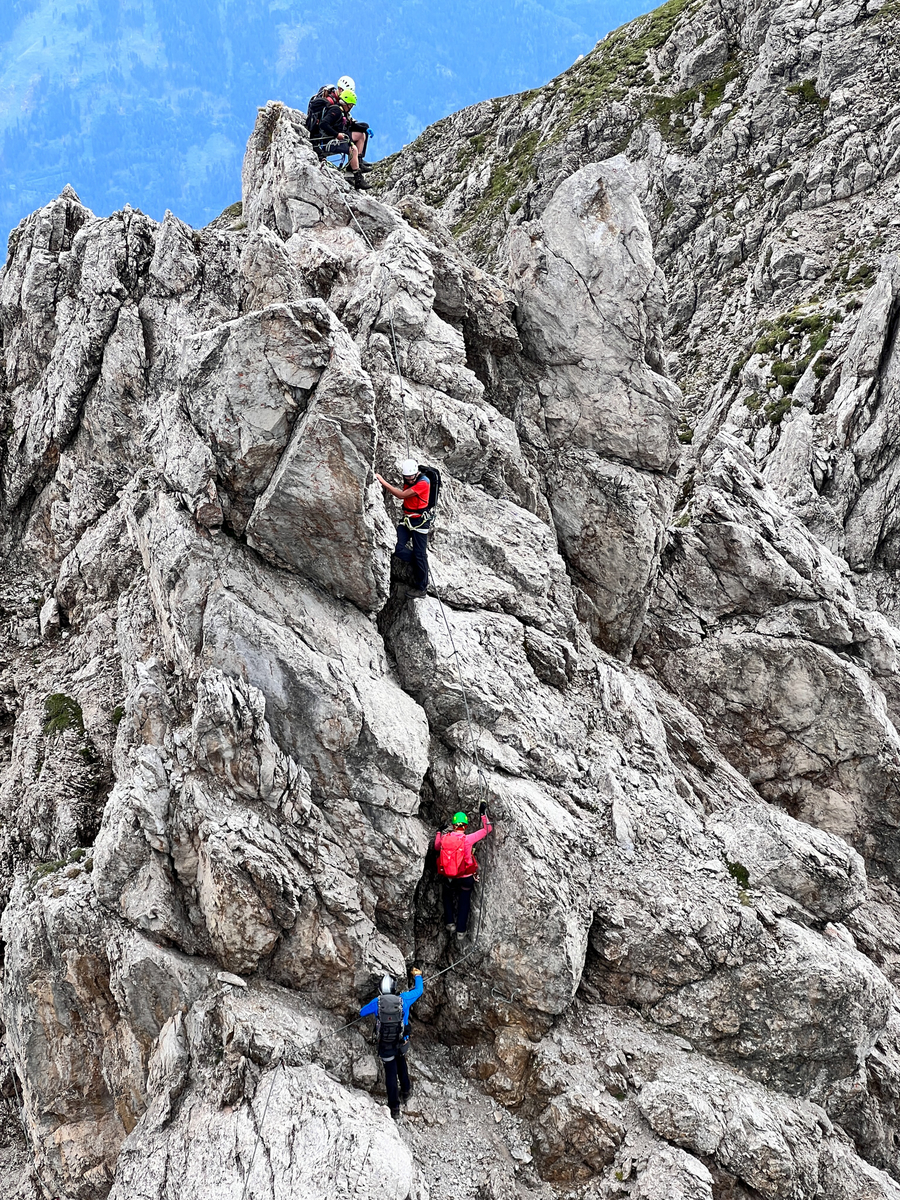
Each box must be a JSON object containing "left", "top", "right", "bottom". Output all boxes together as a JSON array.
[
  {"left": 395, "top": 524, "right": 429, "bottom": 591},
  {"left": 442, "top": 877, "right": 475, "bottom": 933}
]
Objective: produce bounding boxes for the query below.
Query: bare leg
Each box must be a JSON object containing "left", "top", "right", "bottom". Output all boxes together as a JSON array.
[{"left": 352, "top": 130, "right": 366, "bottom": 160}]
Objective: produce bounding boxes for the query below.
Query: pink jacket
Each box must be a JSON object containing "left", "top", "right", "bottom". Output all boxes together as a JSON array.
[{"left": 434, "top": 815, "right": 492, "bottom": 878}]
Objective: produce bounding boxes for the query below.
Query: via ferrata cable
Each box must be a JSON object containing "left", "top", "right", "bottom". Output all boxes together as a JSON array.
[
  {"left": 238, "top": 1014, "right": 365, "bottom": 1200},
  {"left": 339, "top": 186, "right": 495, "bottom": 984},
  {"left": 339, "top": 193, "right": 412, "bottom": 459}
]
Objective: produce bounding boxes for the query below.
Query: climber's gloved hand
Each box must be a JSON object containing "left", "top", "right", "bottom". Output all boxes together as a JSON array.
[{"left": 479, "top": 801, "right": 487, "bottom": 816}]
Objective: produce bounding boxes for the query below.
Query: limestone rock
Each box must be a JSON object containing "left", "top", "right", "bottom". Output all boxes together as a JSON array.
[{"left": 4, "top": 43, "right": 900, "bottom": 1200}]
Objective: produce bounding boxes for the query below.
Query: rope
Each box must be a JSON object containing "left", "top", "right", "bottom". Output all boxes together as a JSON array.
[
  {"left": 388, "top": 314, "right": 412, "bottom": 459},
  {"left": 427, "top": 553, "right": 489, "bottom": 804},
  {"left": 239, "top": 1050, "right": 282, "bottom": 1200}
]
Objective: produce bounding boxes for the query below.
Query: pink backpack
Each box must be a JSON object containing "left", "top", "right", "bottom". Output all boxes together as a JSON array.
[{"left": 437, "top": 830, "right": 471, "bottom": 877}]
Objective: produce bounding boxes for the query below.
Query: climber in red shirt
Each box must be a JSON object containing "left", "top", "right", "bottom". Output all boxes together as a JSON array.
[
  {"left": 435, "top": 802, "right": 492, "bottom": 940},
  {"left": 375, "top": 458, "right": 431, "bottom": 594}
]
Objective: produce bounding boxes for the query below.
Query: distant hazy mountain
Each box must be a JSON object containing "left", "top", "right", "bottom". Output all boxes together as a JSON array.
[{"left": 0, "top": 0, "right": 652, "bottom": 240}]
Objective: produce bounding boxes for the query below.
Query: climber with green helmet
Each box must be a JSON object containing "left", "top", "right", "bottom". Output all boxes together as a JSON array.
[
  {"left": 318, "top": 87, "right": 372, "bottom": 190},
  {"left": 434, "top": 802, "right": 492, "bottom": 941}
]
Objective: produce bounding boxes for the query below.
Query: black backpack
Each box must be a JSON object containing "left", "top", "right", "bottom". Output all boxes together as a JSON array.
[
  {"left": 376, "top": 993, "right": 404, "bottom": 1057},
  {"left": 417, "top": 465, "right": 441, "bottom": 519},
  {"left": 305, "top": 86, "right": 334, "bottom": 138}
]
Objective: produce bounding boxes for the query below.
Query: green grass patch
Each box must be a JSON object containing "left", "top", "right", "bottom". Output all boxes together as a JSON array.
[
  {"left": 544, "top": 0, "right": 700, "bottom": 143},
  {"left": 846, "top": 263, "right": 876, "bottom": 289},
  {"left": 31, "top": 859, "right": 66, "bottom": 885},
  {"left": 725, "top": 858, "right": 750, "bottom": 888},
  {"left": 454, "top": 128, "right": 541, "bottom": 236},
  {"left": 700, "top": 59, "right": 741, "bottom": 114},
  {"left": 219, "top": 201, "right": 242, "bottom": 220},
  {"left": 874, "top": 0, "right": 900, "bottom": 21},
  {"left": 645, "top": 87, "right": 699, "bottom": 145},
  {"left": 764, "top": 395, "right": 794, "bottom": 425},
  {"left": 43, "top": 693, "right": 84, "bottom": 737},
  {"left": 644, "top": 61, "right": 740, "bottom": 145},
  {"left": 786, "top": 79, "right": 829, "bottom": 111},
  {"left": 30, "top": 846, "right": 91, "bottom": 888},
  {"left": 751, "top": 307, "right": 840, "bottom": 399}
]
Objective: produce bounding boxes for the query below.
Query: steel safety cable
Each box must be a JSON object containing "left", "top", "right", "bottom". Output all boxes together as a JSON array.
[
  {"left": 427, "top": 551, "right": 489, "bottom": 806},
  {"left": 238, "top": 1014, "right": 365, "bottom": 1200},
  {"left": 339, "top": 192, "right": 412, "bottom": 458},
  {"left": 336, "top": 187, "right": 498, "bottom": 982},
  {"left": 7, "top": 1065, "right": 33, "bottom": 1155}
]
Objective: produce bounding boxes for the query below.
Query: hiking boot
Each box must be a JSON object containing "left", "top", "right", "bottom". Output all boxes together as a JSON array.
[
  {"left": 358, "top": 160, "right": 375, "bottom": 172},
  {"left": 353, "top": 171, "right": 372, "bottom": 191},
  {"left": 445, "top": 922, "right": 456, "bottom": 932},
  {"left": 401, "top": 1083, "right": 413, "bottom": 1103},
  {"left": 390, "top": 1106, "right": 401, "bottom": 1121},
  {"left": 455, "top": 931, "right": 467, "bottom": 943}
]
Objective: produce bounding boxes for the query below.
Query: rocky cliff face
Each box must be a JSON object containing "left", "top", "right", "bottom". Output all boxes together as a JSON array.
[{"left": 2, "top": 0, "right": 900, "bottom": 1193}]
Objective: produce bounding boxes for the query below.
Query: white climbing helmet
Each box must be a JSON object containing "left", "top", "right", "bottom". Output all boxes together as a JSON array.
[
  {"left": 337, "top": 75, "right": 356, "bottom": 93},
  {"left": 398, "top": 458, "right": 419, "bottom": 477},
  {"left": 380, "top": 974, "right": 396, "bottom": 994}
]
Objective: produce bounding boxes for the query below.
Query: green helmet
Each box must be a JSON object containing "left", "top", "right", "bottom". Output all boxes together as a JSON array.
[
  {"left": 340, "top": 89, "right": 357, "bottom": 106},
  {"left": 452, "top": 811, "right": 468, "bottom": 826}
]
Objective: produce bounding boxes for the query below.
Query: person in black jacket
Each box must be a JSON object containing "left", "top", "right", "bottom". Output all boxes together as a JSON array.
[{"left": 318, "top": 89, "right": 371, "bottom": 190}]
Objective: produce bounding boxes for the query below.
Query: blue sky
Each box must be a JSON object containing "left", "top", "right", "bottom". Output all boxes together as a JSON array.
[{"left": 0, "top": 0, "right": 654, "bottom": 240}]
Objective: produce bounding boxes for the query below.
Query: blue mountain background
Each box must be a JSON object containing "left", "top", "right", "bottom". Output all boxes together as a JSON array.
[{"left": 0, "top": 0, "right": 653, "bottom": 241}]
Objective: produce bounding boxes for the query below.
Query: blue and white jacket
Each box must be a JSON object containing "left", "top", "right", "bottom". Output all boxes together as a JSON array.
[{"left": 360, "top": 973, "right": 424, "bottom": 1029}]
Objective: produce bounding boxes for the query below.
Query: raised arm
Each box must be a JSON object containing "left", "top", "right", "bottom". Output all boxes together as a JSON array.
[
  {"left": 401, "top": 970, "right": 424, "bottom": 1023},
  {"left": 375, "top": 475, "right": 423, "bottom": 501},
  {"left": 466, "top": 814, "right": 493, "bottom": 846}
]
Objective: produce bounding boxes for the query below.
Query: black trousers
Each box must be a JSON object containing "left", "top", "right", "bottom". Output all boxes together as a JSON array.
[
  {"left": 442, "top": 877, "right": 475, "bottom": 933},
  {"left": 381, "top": 1049, "right": 410, "bottom": 1110},
  {"left": 395, "top": 523, "right": 429, "bottom": 591}
]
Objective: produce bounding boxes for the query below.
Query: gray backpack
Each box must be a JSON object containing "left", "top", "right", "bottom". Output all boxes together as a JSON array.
[{"left": 376, "top": 993, "right": 404, "bottom": 1057}]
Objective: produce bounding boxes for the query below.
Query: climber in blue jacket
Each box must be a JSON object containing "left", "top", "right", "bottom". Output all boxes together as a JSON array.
[{"left": 360, "top": 968, "right": 424, "bottom": 1119}]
